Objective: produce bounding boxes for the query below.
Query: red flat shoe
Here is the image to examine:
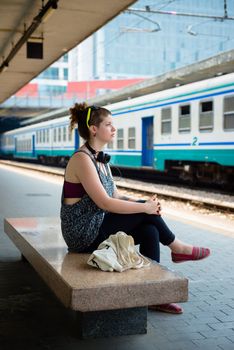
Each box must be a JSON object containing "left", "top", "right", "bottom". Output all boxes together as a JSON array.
[
  {"left": 171, "top": 246, "right": 210, "bottom": 263},
  {"left": 148, "top": 303, "right": 183, "bottom": 314}
]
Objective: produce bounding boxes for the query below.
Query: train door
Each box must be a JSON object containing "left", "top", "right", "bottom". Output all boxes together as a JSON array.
[
  {"left": 142, "top": 116, "right": 154, "bottom": 166},
  {"left": 74, "top": 128, "right": 79, "bottom": 150},
  {"left": 14, "top": 137, "right": 17, "bottom": 155},
  {"left": 32, "top": 135, "right": 35, "bottom": 157}
]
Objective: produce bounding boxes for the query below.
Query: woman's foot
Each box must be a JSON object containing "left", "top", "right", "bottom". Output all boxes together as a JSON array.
[
  {"left": 148, "top": 303, "right": 183, "bottom": 314},
  {"left": 171, "top": 246, "right": 210, "bottom": 263},
  {"left": 169, "top": 239, "right": 194, "bottom": 255}
]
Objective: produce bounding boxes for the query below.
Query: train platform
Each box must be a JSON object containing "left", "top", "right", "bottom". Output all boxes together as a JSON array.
[{"left": 0, "top": 163, "right": 234, "bottom": 350}]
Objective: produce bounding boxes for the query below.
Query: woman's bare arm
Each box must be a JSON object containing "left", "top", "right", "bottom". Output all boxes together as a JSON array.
[
  {"left": 113, "top": 186, "right": 140, "bottom": 202},
  {"left": 73, "top": 153, "right": 159, "bottom": 215}
]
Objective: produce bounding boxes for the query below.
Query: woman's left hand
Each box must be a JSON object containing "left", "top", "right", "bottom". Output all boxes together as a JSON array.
[{"left": 151, "top": 194, "right": 162, "bottom": 215}]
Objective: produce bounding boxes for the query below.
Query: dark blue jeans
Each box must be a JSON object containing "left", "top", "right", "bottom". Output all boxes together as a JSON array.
[{"left": 86, "top": 210, "right": 175, "bottom": 263}]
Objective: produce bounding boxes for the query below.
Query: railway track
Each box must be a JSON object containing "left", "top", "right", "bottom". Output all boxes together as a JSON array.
[{"left": 1, "top": 159, "right": 234, "bottom": 212}]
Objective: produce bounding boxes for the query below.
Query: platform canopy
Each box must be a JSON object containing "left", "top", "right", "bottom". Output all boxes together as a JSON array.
[{"left": 0, "top": 0, "right": 136, "bottom": 104}]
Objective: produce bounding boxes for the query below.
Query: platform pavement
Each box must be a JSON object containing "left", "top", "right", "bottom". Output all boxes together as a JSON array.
[{"left": 0, "top": 164, "right": 234, "bottom": 350}]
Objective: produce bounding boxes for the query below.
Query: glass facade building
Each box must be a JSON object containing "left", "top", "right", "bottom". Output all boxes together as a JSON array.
[
  {"left": 84, "top": 0, "right": 234, "bottom": 79},
  {"left": 33, "top": 0, "right": 234, "bottom": 95}
]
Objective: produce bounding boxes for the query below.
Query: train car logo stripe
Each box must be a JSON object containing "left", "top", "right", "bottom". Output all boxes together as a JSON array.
[
  {"left": 112, "top": 88, "right": 234, "bottom": 116},
  {"left": 154, "top": 142, "right": 234, "bottom": 147},
  {"left": 154, "top": 143, "right": 191, "bottom": 146},
  {"left": 198, "top": 142, "right": 234, "bottom": 146},
  {"left": 111, "top": 82, "right": 234, "bottom": 114}
]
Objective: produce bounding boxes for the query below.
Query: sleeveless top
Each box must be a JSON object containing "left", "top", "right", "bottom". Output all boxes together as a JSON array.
[
  {"left": 60, "top": 150, "right": 115, "bottom": 252},
  {"left": 63, "top": 180, "right": 86, "bottom": 198}
]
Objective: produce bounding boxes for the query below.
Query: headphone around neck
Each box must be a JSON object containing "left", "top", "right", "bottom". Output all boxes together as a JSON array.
[{"left": 85, "top": 142, "right": 111, "bottom": 164}]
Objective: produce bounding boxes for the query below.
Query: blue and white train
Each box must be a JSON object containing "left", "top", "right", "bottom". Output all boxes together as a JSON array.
[{"left": 1, "top": 72, "right": 234, "bottom": 186}]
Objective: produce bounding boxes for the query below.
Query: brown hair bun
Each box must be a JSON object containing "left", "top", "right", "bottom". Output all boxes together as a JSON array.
[{"left": 69, "top": 102, "right": 111, "bottom": 141}]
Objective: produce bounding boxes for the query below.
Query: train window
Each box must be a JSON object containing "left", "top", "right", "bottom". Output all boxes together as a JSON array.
[
  {"left": 117, "top": 129, "right": 124, "bottom": 149},
  {"left": 107, "top": 140, "right": 113, "bottom": 149},
  {"left": 39, "top": 130, "right": 42, "bottom": 143},
  {"left": 128, "top": 127, "right": 136, "bottom": 149},
  {"left": 179, "top": 105, "right": 191, "bottom": 133},
  {"left": 53, "top": 128, "right": 57, "bottom": 142},
  {"left": 68, "top": 126, "right": 72, "bottom": 141},
  {"left": 224, "top": 95, "right": 234, "bottom": 130},
  {"left": 58, "top": 128, "right": 61, "bottom": 142},
  {"left": 161, "top": 108, "right": 171, "bottom": 134},
  {"left": 46, "top": 129, "right": 49, "bottom": 143},
  {"left": 201, "top": 101, "right": 213, "bottom": 112},
  {"left": 42, "top": 130, "right": 46, "bottom": 143},
  {"left": 63, "top": 126, "right": 67, "bottom": 142},
  {"left": 199, "top": 100, "right": 213, "bottom": 132}
]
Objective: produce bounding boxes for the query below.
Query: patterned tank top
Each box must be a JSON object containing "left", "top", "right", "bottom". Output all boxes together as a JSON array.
[{"left": 60, "top": 150, "right": 115, "bottom": 252}]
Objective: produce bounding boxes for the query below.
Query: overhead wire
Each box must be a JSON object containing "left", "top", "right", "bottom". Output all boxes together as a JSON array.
[
  {"left": 69, "top": 0, "right": 178, "bottom": 73},
  {"left": 53, "top": 1, "right": 234, "bottom": 87}
]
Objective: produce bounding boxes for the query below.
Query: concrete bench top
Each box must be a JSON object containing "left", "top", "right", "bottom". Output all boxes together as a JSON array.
[{"left": 4, "top": 217, "right": 188, "bottom": 312}]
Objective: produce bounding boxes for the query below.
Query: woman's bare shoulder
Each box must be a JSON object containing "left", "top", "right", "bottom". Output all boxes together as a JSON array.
[
  {"left": 68, "top": 149, "right": 95, "bottom": 171},
  {"left": 71, "top": 149, "right": 92, "bottom": 163},
  {"left": 65, "top": 150, "right": 92, "bottom": 180}
]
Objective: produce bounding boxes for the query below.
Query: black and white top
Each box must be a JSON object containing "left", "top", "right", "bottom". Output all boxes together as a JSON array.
[{"left": 60, "top": 150, "right": 115, "bottom": 252}]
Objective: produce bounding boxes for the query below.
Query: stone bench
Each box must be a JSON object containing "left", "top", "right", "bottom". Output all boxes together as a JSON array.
[{"left": 4, "top": 217, "right": 188, "bottom": 339}]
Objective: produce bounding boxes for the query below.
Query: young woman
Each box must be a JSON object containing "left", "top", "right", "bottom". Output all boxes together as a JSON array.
[{"left": 60, "top": 103, "right": 210, "bottom": 314}]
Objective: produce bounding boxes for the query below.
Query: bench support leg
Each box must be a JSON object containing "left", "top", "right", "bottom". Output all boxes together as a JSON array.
[{"left": 74, "top": 307, "right": 147, "bottom": 339}]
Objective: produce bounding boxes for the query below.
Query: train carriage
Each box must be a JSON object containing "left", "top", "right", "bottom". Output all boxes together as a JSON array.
[
  {"left": 107, "top": 73, "right": 234, "bottom": 184},
  {"left": 1, "top": 73, "right": 234, "bottom": 186}
]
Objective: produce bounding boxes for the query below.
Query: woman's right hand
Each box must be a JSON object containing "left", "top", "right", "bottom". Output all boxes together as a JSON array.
[{"left": 144, "top": 198, "right": 161, "bottom": 215}]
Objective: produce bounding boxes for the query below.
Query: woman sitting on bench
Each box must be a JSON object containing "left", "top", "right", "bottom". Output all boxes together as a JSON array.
[{"left": 60, "top": 103, "right": 210, "bottom": 315}]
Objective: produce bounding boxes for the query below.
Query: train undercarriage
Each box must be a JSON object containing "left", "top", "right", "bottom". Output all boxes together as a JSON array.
[{"left": 166, "top": 160, "right": 234, "bottom": 190}]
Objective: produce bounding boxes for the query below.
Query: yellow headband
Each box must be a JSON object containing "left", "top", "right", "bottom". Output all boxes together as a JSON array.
[{"left": 86, "top": 107, "right": 91, "bottom": 128}]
